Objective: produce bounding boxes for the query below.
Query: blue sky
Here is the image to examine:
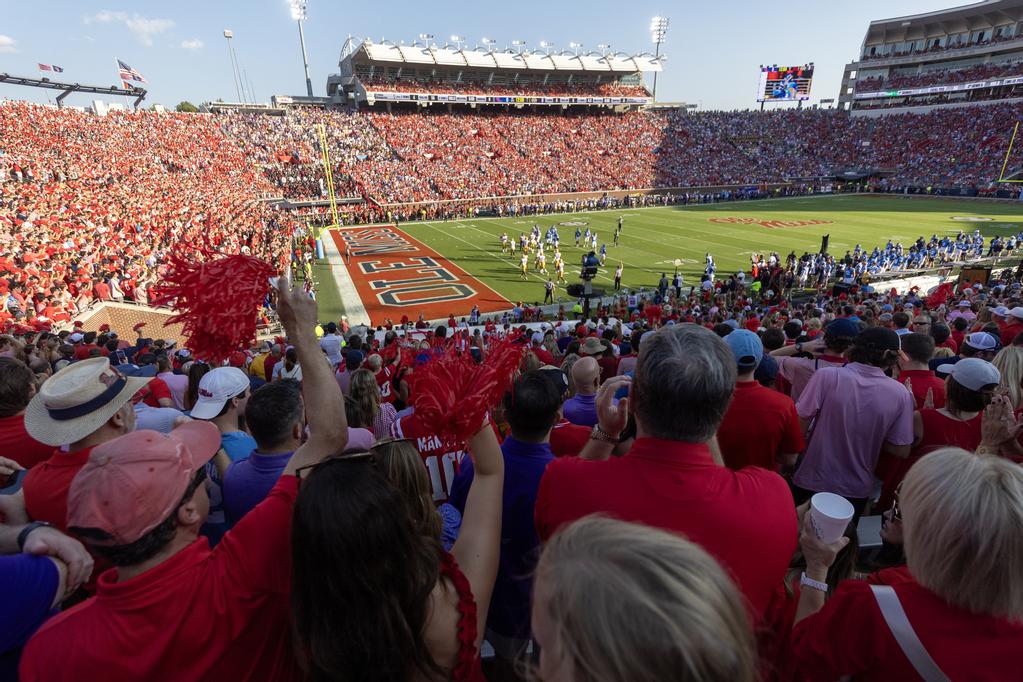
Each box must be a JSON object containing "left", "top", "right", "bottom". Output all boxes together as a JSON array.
[{"left": 1, "top": 0, "right": 961, "bottom": 110}]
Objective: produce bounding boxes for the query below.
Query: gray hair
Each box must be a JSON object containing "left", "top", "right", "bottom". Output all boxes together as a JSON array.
[{"left": 633, "top": 324, "right": 735, "bottom": 442}]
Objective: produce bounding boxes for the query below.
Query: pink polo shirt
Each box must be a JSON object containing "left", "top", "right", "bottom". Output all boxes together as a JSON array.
[{"left": 794, "top": 362, "right": 914, "bottom": 498}]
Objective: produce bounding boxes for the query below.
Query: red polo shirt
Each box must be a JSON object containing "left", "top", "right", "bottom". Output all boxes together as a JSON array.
[
  {"left": 548, "top": 419, "right": 590, "bottom": 457},
  {"left": 716, "top": 381, "right": 805, "bottom": 472},
  {"left": 22, "top": 447, "right": 95, "bottom": 533},
  {"left": 897, "top": 369, "right": 947, "bottom": 410},
  {"left": 20, "top": 477, "right": 303, "bottom": 682},
  {"left": 790, "top": 568, "right": 1023, "bottom": 681},
  {"left": 534, "top": 437, "right": 796, "bottom": 615},
  {"left": 0, "top": 413, "right": 54, "bottom": 469},
  {"left": 1001, "top": 321, "right": 1023, "bottom": 347}
]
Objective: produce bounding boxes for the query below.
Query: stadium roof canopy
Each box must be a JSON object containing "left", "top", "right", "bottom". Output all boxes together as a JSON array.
[
  {"left": 864, "top": 0, "right": 1023, "bottom": 42},
  {"left": 346, "top": 40, "right": 663, "bottom": 73}
]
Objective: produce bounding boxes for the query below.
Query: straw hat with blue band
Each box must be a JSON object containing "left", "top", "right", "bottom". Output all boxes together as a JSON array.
[{"left": 25, "top": 357, "right": 152, "bottom": 446}]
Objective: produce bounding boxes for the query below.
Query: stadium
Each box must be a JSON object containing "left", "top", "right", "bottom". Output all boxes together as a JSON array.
[{"left": 4, "top": 0, "right": 1023, "bottom": 680}]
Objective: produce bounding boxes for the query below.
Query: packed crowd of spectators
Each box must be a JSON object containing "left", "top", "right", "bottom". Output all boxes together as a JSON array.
[
  {"left": 3, "top": 98, "right": 1022, "bottom": 331},
  {"left": 3, "top": 263, "right": 1023, "bottom": 680},
  {"left": 358, "top": 76, "right": 649, "bottom": 98},
  {"left": 856, "top": 58, "right": 1023, "bottom": 92},
  {"left": 0, "top": 102, "right": 294, "bottom": 331}
]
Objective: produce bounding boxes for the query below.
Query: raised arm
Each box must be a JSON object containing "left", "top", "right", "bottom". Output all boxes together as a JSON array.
[
  {"left": 452, "top": 420, "right": 503, "bottom": 648},
  {"left": 276, "top": 278, "right": 348, "bottom": 475}
]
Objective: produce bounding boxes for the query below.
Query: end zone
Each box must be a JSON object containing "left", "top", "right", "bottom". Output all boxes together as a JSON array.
[{"left": 325, "top": 225, "right": 511, "bottom": 326}]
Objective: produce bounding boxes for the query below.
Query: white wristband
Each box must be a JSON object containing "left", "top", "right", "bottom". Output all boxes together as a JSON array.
[{"left": 800, "top": 571, "right": 829, "bottom": 594}]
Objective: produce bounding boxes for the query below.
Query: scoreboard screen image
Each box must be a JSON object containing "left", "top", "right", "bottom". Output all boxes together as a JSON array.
[{"left": 757, "top": 65, "right": 814, "bottom": 102}]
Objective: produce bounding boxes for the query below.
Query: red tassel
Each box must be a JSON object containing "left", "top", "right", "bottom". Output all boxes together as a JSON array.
[
  {"left": 408, "top": 339, "right": 524, "bottom": 450},
  {"left": 149, "top": 250, "right": 276, "bottom": 363}
]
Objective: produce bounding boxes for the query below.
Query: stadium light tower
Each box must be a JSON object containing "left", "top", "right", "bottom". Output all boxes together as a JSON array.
[
  {"left": 650, "top": 16, "right": 669, "bottom": 101},
  {"left": 539, "top": 40, "right": 555, "bottom": 55},
  {"left": 450, "top": 35, "right": 465, "bottom": 50},
  {"left": 511, "top": 39, "right": 526, "bottom": 53},
  {"left": 569, "top": 41, "right": 583, "bottom": 55},
  {"left": 597, "top": 43, "right": 611, "bottom": 56},
  {"left": 418, "top": 33, "right": 435, "bottom": 48},
  {"left": 223, "top": 30, "right": 243, "bottom": 103},
  {"left": 481, "top": 37, "right": 497, "bottom": 52},
  {"left": 289, "top": 0, "right": 314, "bottom": 97}
]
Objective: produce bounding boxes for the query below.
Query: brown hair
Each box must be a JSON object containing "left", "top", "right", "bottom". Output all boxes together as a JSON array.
[
  {"left": 0, "top": 357, "right": 36, "bottom": 418},
  {"left": 371, "top": 439, "right": 443, "bottom": 541}
]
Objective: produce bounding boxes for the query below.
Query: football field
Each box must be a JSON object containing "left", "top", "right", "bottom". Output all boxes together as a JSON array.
[{"left": 314, "top": 194, "right": 1023, "bottom": 324}]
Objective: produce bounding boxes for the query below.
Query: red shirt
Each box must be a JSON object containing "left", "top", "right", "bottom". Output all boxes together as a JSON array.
[
  {"left": 534, "top": 437, "right": 796, "bottom": 615},
  {"left": 376, "top": 365, "right": 396, "bottom": 403},
  {"left": 548, "top": 419, "right": 590, "bottom": 457},
  {"left": 391, "top": 414, "right": 466, "bottom": 503},
  {"left": 790, "top": 568, "right": 1023, "bottom": 681},
  {"left": 897, "top": 369, "right": 947, "bottom": 410},
  {"left": 876, "top": 408, "right": 981, "bottom": 511},
  {"left": 20, "top": 477, "right": 303, "bottom": 682},
  {"left": 142, "top": 377, "right": 173, "bottom": 408},
  {"left": 22, "top": 447, "right": 94, "bottom": 533},
  {"left": 74, "top": 343, "right": 98, "bottom": 361},
  {"left": 716, "top": 381, "right": 805, "bottom": 472},
  {"left": 596, "top": 355, "right": 619, "bottom": 383},
  {"left": 0, "top": 413, "right": 54, "bottom": 468},
  {"left": 1001, "top": 321, "right": 1023, "bottom": 347}
]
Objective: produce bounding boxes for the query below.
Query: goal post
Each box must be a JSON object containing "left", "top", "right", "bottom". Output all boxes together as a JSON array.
[{"left": 998, "top": 121, "right": 1022, "bottom": 183}]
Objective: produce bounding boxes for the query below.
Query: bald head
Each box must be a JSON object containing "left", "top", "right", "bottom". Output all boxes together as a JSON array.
[{"left": 572, "top": 356, "right": 600, "bottom": 396}]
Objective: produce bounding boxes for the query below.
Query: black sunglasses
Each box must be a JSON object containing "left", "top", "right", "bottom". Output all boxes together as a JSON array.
[{"left": 295, "top": 450, "right": 374, "bottom": 487}]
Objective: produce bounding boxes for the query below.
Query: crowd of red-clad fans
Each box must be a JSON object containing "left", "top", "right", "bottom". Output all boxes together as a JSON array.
[
  {"left": 357, "top": 76, "right": 649, "bottom": 98},
  {"left": 3, "top": 261, "right": 1023, "bottom": 680},
  {"left": 855, "top": 58, "right": 1023, "bottom": 92},
  {"left": 211, "top": 102, "right": 1023, "bottom": 207},
  {"left": 0, "top": 102, "right": 295, "bottom": 332}
]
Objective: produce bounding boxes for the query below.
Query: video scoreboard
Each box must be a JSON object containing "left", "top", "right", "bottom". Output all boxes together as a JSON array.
[{"left": 757, "top": 64, "right": 814, "bottom": 102}]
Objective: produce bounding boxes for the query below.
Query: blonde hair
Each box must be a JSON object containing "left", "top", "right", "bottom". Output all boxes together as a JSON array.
[
  {"left": 349, "top": 368, "right": 381, "bottom": 422},
  {"left": 932, "top": 346, "right": 955, "bottom": 359},
  {"left": 902, "top": 447, "right": 1023, "bottom": 622},
  {"left": 533, "top": 516, "right": 756, "bottom": 682},
  {"left": 370, "top": 439, "right": 443, "bottom": 541},
  {"left": 993, "top": 346, "right": 1023, "bottom": 409}
]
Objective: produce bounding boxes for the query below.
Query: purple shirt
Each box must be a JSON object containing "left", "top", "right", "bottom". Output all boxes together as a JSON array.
[
  {"left": 794, "top": 362, "right": 914, "bottom": 498},
  {"left": 223, "top": 450, "right": 293, "bottom": 524},
  {"left": 562, "top": 392, "right": 598, "bottom": 427}
]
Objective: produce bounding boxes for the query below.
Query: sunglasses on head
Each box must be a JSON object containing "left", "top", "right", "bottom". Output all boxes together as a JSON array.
[{"left": 295, "top": 450, "right": 374, "bottom": 487}]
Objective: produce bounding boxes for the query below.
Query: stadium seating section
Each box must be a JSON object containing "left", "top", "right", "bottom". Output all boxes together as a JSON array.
[
  {"left": 2, "top": 100, "right": 1021, "bottom": 326},
  {"left": 855, "top": 59, "right": 1023, "bottom": 92},
  {"left": 357, "top": 77, "right": 649, "bottom": 98}
]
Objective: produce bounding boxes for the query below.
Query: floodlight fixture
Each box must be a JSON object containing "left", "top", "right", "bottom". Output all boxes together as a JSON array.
[
  {"left": 289, "top": 0, "right": 308, "bottom": 21},
  {"left": 649, "top": 16, "right": 669, "bottom": 102},
  {"left": 569, "top": 41, "right": 583, "bottom": 55}
]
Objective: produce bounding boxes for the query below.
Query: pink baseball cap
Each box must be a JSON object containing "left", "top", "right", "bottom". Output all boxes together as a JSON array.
[{"left": 68, "top": 422, "right": 221, "bottom": 545}]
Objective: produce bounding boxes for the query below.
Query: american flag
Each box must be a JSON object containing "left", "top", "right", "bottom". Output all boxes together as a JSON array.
[
  {"left": 117, "top": 59, "right": 147, "bottom": 83},
  {"left": 37, "top": 64, "right": 64, "bottom": 73}
]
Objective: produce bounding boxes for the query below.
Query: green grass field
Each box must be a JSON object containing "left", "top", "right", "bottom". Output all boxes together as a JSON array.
[{"left": 312, "top": 194, "right": 1023, "bottom": 320}]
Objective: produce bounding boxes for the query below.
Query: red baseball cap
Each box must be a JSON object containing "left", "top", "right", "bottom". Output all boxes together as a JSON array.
[
  {"left": 67, "top": 422, "right": 220, "bottom": 545},
  {"left": 228, "top": 351, "right": 248, "bottom": 368}
]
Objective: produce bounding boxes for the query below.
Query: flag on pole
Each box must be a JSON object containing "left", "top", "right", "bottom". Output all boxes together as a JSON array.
[
  {"left": 116, "top": 59, "right": 147, "bottom": 83},
  {"left": 37, "top": 64, "right": 65, "bottom": 73},
  {"left": 122, "top": 81, "right": 134, "bottom": 90}
]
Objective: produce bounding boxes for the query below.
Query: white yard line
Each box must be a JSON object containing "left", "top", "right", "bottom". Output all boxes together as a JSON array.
[{"left": 322, "top": 229, "right": 369, "bottom": 323}]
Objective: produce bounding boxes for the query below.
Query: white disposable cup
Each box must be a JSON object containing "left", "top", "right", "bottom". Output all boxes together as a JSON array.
[{"left": 809, "top": 492, "right": 855, "bottom": 544}]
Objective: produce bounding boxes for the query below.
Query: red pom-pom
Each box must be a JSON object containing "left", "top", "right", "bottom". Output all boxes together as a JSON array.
[
  {"left": 133, "top": 322, "right": 147, "bottom": 332},
  {"left": 149, "top": 250, "right": 276, "bottom": 363},
  {"left": 408, "top": 338, "right": 524, "bottom": 449}
]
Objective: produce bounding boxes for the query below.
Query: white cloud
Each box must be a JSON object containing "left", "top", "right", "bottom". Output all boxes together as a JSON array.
[
  {"left": 180, "top": 39, "right": 204, "bottom": 50},
  {"left": 0, "top": 35, "right": 17, "bottom": 54},
  {"left": 84, "top": 10, "right": 174, "bottom": 46}
]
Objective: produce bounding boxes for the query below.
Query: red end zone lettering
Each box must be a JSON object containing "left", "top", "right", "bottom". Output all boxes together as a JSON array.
[
  {"left": 709, "top": 217, "right": 835, "bottom": 229},
  {"left": 331, "top": 225, "right": 510, "bottom": 324}
]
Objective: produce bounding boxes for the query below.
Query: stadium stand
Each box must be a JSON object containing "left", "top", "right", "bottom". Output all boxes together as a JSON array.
[{"left": 839, "top": 0, "right": 1023, "bottom": 111}]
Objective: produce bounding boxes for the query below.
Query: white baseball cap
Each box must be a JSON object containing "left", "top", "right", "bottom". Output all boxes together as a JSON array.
[
  {"left": 935, "top": 358, "right": 1001, "bottom": 391},
  {"left": 190, "top": 367, "right": 251, "bottom": 420},
  {"left": 68, "top": 332, "right": 84, "bottom": 343},
  {"left": 1009, "top": 307, "right": 1023, "bottom": 320}
]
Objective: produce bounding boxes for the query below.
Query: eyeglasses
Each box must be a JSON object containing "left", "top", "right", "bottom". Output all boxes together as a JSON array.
[
  {"left": 295, "top": 450, "right": 374, "bottom": 487},
  {"left": 890, "top": 483, "right": 902, "bottom": 522},
  {"left": 913, "top": 322, "right": 930, "bottom": 326}
]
